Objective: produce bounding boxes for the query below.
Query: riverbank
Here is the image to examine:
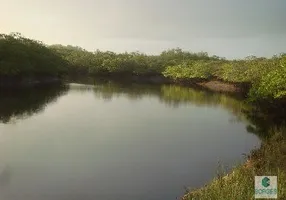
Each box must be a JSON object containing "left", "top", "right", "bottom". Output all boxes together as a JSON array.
[
  {"left": 171, "top": 78, "right": 249, "bottom": 95},
  {"left": 1, "top": 33, "right": 285, "bottom": 101},
  {"left": 129, "top": 75, "right": 248, "bottom": 94},
  {"left": 67, "top": 74, "right": 248, "bottom": 94},
  {"left": 1, "top": 73, "right": 245, "bottom": 95},
  {"left": 182, "top": 129, "right": 286, "bottom": 200}
]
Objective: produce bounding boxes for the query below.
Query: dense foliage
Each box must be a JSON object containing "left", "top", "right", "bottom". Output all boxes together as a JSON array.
[
  {"left": 49, "top": 45, "right": 216, "bottom": 75},
  {"left": 249, "top": 57, "right": 286, "bottom": 99},
  {"left": 163, "top": 61, "right": 219, "bottom": 80},
  {"left": 164, "top": 55, "right": 286, "bottom": 100},
  {"left": 0, "top": 33, "right": 285, "bottom": 100},
  {"left": 0, "top": 33, "right": 67, "bottom": 77}
]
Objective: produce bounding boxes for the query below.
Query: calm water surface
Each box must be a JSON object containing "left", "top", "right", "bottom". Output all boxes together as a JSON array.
[{"left": 0, "top": 81, "right": 261, "bottom": 200}]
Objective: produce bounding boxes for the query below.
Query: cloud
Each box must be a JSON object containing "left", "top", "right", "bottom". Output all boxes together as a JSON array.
[
  {"left": 1, "top": 0, "right": 285, "bottom": 57},
  {"left": 93, "top": 0, "right": 286, "bottom": 40}
]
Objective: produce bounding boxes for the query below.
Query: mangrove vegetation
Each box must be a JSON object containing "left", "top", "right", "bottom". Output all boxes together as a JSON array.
[{"left": 1, "top": 32, "right": 285, "bottom": 102}]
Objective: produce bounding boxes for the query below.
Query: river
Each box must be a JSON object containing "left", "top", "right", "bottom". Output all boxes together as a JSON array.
[{"left": 0, "top": 80, "right": 261, "bottom": 200}]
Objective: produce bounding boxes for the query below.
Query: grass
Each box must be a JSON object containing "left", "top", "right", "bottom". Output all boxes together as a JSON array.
[{"left": 182, "top": 128, "right": 286, "bottom": 200}]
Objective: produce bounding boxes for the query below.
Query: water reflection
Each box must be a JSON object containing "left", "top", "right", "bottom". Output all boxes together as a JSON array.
[
  {"left": 0, "top": 85, "right": 68, "bottom": 123},
  {"left": 68, "top": 79, "right": 286, "bottom": 138},
  {"left": 70, "top": 82, "right": 247, "bottom": 120},
  {"left": 0, "top": 79, "right": 284, "bottom": 138},
  {"left": 0, "top": 79, "right": 270, "bottom": 200}
]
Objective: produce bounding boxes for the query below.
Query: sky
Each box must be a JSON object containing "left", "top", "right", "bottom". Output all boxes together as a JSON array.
[{"left": 1, "top": 0, "right": 286, "bottom": 59}]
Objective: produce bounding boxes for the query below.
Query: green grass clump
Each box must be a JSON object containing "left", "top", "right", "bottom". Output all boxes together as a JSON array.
[{"left": 182, "top": 129, "right": 286, "bottom": 200}]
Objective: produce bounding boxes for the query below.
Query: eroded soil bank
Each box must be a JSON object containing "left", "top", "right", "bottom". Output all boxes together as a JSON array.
[{"left": 197, "top": 81, "right": 246, "bottom": 93}]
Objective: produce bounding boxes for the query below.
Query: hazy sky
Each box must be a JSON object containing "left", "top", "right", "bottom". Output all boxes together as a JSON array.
[{"left": 1, "top": 0, "right": 286, "bottom": 58}]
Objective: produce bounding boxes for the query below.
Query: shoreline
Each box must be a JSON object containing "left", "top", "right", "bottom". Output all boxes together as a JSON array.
[
  {"left": 182, "top": 129, "right": 286, "bottom": 200},
  {"left": 0, "top": 74, "right": 250, "bottom": 97},
  {"left": 67, "top": 74, "right": 249, "bottom": 94}
]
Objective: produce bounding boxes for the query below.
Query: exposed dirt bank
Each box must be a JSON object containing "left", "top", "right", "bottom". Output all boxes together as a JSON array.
[
  {"left": 197, "top": 81, "right": 245, "bottom": 93},
  {"left": 170, "top": 78, "right": 250, "bottom": 95}
]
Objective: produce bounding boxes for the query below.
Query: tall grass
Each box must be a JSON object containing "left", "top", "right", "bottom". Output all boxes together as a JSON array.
[{"left": 182, "top": 128, "right": 286, "bottom": 200}]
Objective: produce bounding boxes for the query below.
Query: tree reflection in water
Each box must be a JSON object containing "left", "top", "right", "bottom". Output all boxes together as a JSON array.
[{"left": 0, "top": 84, "right": 68, "bottom": 123}]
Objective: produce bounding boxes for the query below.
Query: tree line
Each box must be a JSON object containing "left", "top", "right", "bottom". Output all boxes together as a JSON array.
[
  {"left": 0, "top": 33, "right": 67, "bottom": 77},
  {"left": 0, "top": 32, "right": 285, "bottom": 100}
]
